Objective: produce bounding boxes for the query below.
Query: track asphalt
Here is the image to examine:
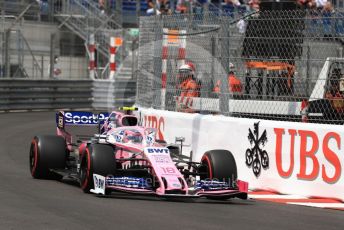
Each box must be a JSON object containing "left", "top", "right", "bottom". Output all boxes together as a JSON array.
[{"left": 0, "top": 112, "right": 343, "bottom": 230}]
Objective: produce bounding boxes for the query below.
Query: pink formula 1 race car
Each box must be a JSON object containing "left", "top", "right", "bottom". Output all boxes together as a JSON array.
[{"left": 29, "top": 109, "right": 248, "bottom": 200}]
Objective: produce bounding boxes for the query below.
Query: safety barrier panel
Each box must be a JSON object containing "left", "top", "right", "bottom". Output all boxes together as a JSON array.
[
  {"left": 92, "top": 79, "right": 136, "bottom": 110},
  {"left": 139, "top": 107, "right": 344, "bottom": 201},
  {"left": 0, "top": 79, "right": 135, "bottom": 111}
]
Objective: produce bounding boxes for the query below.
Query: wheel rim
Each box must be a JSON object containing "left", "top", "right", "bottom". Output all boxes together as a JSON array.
[
  {"left": 201, "top": 155, "right": 212, "bottom": 179},
  {"left": 80, "top": 157, "right": 88, "bottom": 186},
  {"left": 80, "top": 149, "right": 91, "bottom": 189}
]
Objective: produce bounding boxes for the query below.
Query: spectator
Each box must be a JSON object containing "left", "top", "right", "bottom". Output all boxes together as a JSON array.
[
  {"left": 322, "top": 1, "right": 334, "bottom": 37},
  {"left": 213, "top": 63, "right": 243, "bottom": 98},
  {"left": 177, "top": 63, "right": 200, "bottom": 112},
  {"left": 176, "top": 0, "right": 188, "bottom": 14},
  {"left": 159, "top": 0, "right": 171, "bottom": 14},
  {"left": 147, "top": 0, "right": 162, "bottom": 15},
  {"left": 248, "top": 0, "right": 260, "bottom": 12},
  {"left": 98, "top": 0, "right": 105, "bottom": 14},
  {"left": 224, "top": 0, "right": 242, "bottom": 7},
  {"left": 297, "top": 0, "right": 328, "bottom": 9}
]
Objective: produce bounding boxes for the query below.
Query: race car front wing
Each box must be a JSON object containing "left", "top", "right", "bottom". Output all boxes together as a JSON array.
[{"left": 90, "top": 174, "right": 248, "bottom": 199}]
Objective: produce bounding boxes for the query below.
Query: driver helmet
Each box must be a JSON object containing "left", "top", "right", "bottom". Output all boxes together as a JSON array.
[{"left": 122, "top": 130, "right": 143, "bottom": 144}]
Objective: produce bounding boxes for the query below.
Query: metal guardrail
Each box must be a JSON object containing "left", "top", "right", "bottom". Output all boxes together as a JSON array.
[
  {"left": 92, "top": 79, "right": 136, "bottom": 110},
  {"left": 0, "top": 79, "right": 136, "bottom": 111}
]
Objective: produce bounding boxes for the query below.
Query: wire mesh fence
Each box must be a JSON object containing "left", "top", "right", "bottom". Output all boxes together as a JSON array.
[{"left": 136, "top": 9, "right": 344, "bottom": 124}]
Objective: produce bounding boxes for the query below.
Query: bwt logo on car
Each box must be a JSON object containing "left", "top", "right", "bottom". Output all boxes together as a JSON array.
[
  {"left": 147, "top": 148, "right": 169, "bottom": 154},
  {"left": 65, "top": 112, "right": 108, "bottom": 124}
]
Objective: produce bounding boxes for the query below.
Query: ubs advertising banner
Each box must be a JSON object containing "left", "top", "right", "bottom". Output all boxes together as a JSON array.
[{"left": 138, "top": 108, "right": 344, "bottom": 201}]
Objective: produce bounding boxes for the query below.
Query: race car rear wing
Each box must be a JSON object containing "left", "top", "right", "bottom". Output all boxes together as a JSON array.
[
  {"left": 56, "top": 107, "right": 138, "bottom": 129},
  {"left": 56, "top": 111, "right": 109, "bottom": 129}
]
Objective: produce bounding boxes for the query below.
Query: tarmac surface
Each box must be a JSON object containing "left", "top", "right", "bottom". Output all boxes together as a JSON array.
[{"left": 0, "top": 111, "right": 343, "bottom": 230}]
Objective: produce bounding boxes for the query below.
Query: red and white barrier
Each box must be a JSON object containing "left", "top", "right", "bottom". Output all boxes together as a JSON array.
[
  {"left": 161, "top": 29, "right": 187, "bottom": 109},
  {"left": 139, "top": 108, "right": 344, "bottom": 201},
  {"left": 109, "top": 37, "right": 117, "bottom": 80},
  {"left": 88, "top": 34, "right": 96, "bottom": 79},
  {"left": 175, "top": 96, "right": 193, "bottom": 109}
]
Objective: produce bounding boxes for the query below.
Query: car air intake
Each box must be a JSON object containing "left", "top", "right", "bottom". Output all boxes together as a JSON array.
[{"left": 121, "top": 116, "right": 138, "bottom": 126}]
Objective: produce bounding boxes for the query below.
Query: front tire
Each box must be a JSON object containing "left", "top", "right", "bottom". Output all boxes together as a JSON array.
[
  {"left": 201, "top": 150, "right": 237, "bottom": 184},
  {"left": 79, "top": 144, "right": 117, "bottom": 193},
  {"left": 29, "top": 135, "right": 67, "bottom": 179}
]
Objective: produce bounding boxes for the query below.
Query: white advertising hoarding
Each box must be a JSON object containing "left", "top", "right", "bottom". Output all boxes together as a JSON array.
[{"left": 138, "top": 108, "right": 344, "bottom": 201}]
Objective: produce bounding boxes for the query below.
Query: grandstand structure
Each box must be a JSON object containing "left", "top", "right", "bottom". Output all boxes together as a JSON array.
[{"left": 0, "top": 0, "right": 144, "bottom": 79}]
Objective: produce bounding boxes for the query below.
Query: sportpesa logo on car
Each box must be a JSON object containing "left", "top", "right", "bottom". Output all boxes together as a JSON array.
[{"left": 64, "top": 112, "right": 109, "bottom": 125}]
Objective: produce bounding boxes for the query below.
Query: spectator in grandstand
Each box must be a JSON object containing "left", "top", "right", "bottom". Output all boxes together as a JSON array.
[
  {"left": 213, "top": 63, "right": 243, "bottom": 98},
  {"left": 224, "top": 0, "right": 242, "bottom": 7},
  {"left": 146, "top": 0, "right": 155, "bottom": 15},
  {"left": 160, "top": 0, "right": 172, "bottom": 14},
  {"left": 322, "top": 1, "right": 334, "bottom": 37},
  {"left": 248, "top": 0, "right": 260, "bottom": 11},
  {"left": 176, "top": 0, "right": 188, "bottom": 13},
  {"left": 177, "top": 63, "right": 200, "bottom": 112},
  {"left": 297, "top": 0, "right": 328, "bottom": 9},
  {"left": 98, "top": 0, "right": 105, "bottom": 14},
  {"left": 146, "top": 0, "right": 163, "bottom": 15}
]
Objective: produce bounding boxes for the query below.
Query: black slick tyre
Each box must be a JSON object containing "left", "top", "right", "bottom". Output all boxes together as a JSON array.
[
  {"left": 79, "top": 144, "right": 116, "bottom": 193},
  {"left": 201, "top": 150, "right": 237, "bottom": 183},
  {"left": 29, "top": 135, "right": 67, "bottom": 179}
]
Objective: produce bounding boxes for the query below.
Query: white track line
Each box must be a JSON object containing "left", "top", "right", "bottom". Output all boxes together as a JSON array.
[
  {"left": 248, "top": 194, "right": 308, "bottom": 199},
  {"left": 288, "top": 202, "right": 344, "bottom": 209}
]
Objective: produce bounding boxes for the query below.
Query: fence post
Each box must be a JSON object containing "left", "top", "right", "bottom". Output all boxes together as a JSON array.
[
  {"left": 306, "top": 45, "right": 310, "bottom": 96},
  {"left": 178, "top": 30, "right": 186, "bottom": 68},
  {"left": 116, "top": 0, "right": 123, "bottom": 25},
  {"left": 109, "top": 37, "right": 116, "bottom": 80},
  {"left": 161, "top": 28, "right": 168, "bottom": 110},
  {"left": 49, "top": 33, "right": 55, "bottom": 79},
  {"left": 5, "top": 30, "right": 10, "bottom": 78},
  {"left": 215, "top": 35, "right": 229, "bottom": 116},
  {"left": 136, "top": 0, "right": 141, "bottom": 27},
  {"left": 88, "top": 33, "right": 95, "bottom": 79}
]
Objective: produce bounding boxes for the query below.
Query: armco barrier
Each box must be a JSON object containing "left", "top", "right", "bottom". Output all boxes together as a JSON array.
[
  {"left": 0, "top": 79, "right": 92, "bottom": 110},
  {"left": 92, "top": 79, "right": 136, "bottom": 110},
  {"left": 0, "top": 79, "right": 135, "bottom": 111},
  {"left": 139, "top": 108, "right": 344, "bottom": 201}
]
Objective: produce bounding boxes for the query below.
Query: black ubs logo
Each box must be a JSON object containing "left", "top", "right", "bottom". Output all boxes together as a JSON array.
[{"left": 246, "top": 122, "right": 269, "bottom": 177}]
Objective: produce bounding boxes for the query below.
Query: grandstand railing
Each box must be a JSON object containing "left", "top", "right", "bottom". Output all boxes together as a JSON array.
[{"left": 53, "top": 0, "right": 122, "bottom": 59}]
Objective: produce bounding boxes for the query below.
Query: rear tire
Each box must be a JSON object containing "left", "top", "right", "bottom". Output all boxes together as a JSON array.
[
  {"left": 79, "top": 144, "right": 117, "bottom": 193},
  {"left": 201, "top": 150, "right": 237, "bottom": 184},
  {"left": 29, "top": 135, "right": 67, "bottom": 179}
]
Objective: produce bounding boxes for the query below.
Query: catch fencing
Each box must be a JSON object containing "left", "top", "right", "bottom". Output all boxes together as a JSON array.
[{"left": 136, "top": 10, "right": 344, "bottom": 124}]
